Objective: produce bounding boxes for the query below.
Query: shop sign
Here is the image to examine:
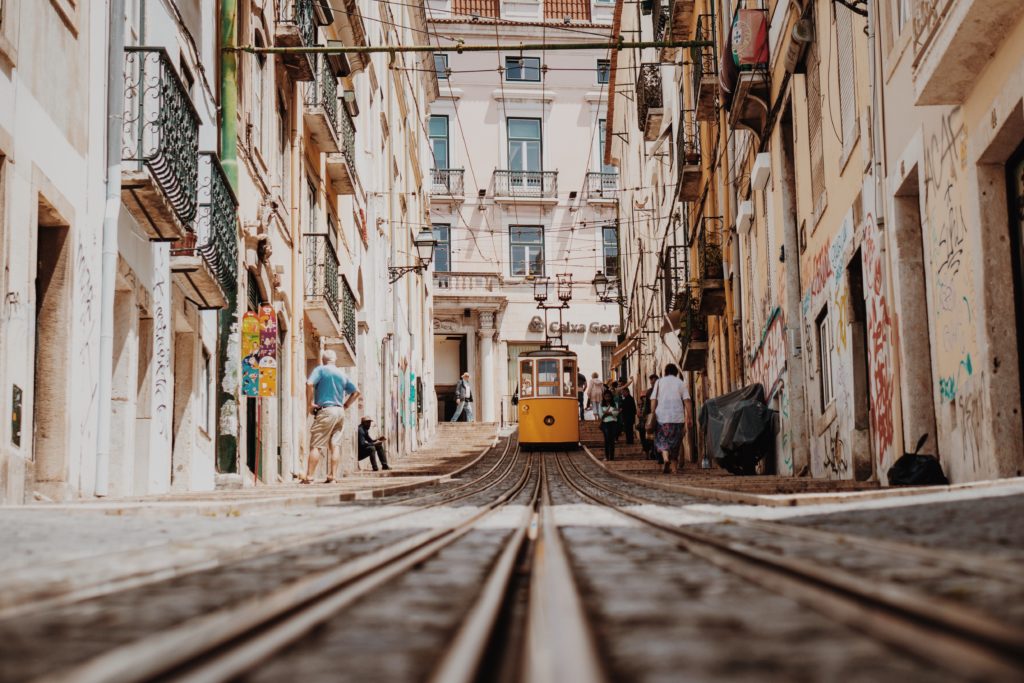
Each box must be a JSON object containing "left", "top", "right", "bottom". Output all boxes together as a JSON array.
[{"left": 528, "top": 316, "right": 620, "bottom": 335}]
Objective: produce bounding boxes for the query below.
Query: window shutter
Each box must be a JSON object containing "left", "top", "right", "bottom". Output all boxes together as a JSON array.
[
  {"left": 836, "top": 8, "right": 858, "bottom": 150},
  {"left": 806, "top": 38, "right": 825, "bottom": 215}
]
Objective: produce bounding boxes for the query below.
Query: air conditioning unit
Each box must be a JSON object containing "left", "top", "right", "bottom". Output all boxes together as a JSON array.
[
  {"left": 751, "top": 153, "right": 771, "bottom": 191},
  {"left": 737, "top": 200, "right": 754, "bottom": 235}
]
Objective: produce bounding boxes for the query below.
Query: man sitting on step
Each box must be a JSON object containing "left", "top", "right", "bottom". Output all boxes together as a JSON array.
[{"left": 358, "top": 416, "right": 390, "bottom": 471}]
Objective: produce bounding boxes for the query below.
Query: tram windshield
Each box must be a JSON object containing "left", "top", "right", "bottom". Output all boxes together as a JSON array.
[
  {"left": 537, "top": 359, "right": 560, "bottom": 396},
  {"left": 562, "top": 359, "right": 576, "bottom": 396}
]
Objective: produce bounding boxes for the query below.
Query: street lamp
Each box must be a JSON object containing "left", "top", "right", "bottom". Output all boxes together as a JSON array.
[
  {"left": 592, "top": 270, "right": 627, "bottom": 305},
  {"left": 556, "top": 273, "right": 573, "bottom": 304},
  {"left": 388, "top": 227, "right": 437, "bottom": 283},
  {"left": 532, "top": 276, "right": 550, "bottom": 303}
]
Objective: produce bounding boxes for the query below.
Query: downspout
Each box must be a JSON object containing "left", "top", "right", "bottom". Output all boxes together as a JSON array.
[
  {"left": 216, "top": 0, "right": 240, "bottom": 473},
  {"left": 96, "top": 0, "right": 128, "bottom": 496}
]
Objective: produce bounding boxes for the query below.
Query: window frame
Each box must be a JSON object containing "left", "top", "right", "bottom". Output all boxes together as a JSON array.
[
  {"left": 509, "top": 225, "right": 545, "bottom": 277},
  {"left": 817, "top": 307, "right": 834, "bottom": 411},
  {"left": 429, "top": 115, "right": 450, "bottom": 169},
  {"left": 432, "top": 223, "right": 451, "bottom": 272},
  {"left": 602, "top": 225, "right": 620, "bottom": 278},
  {"left": 505, "top": 56, "right": 541, "bottom": 82},
  {"left": 433, "top": 53, "right": 449, "bottom": 80},
  {"left": 596, "top": 58, "right": 610, "bottom": 85},
  {"left": 507, "top": 117, "right": 542, "bottom": 173}
]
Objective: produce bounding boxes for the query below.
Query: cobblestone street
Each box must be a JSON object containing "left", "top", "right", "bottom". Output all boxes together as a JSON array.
[{"left": 2, "top": 427, "right": 1022, "bottom": 682}]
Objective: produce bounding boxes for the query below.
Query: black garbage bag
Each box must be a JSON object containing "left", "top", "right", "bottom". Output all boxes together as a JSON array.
[
  {"left": 887, "top": 434, "right": 948, "bottom": 486},
  {"left": 699, "top": 384, "right": 776, "bottom": 475}
]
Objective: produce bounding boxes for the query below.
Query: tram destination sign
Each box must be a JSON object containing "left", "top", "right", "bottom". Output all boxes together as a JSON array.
[{"left": 528, "top": 316, "right": 620, "bottom": 335}]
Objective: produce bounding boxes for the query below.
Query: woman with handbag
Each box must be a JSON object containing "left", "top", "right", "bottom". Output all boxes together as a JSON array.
[
  {"left": 648, "top": 364, "right": 693, "bottom": 474},
  {"left": 598, "top": 390, "right": 621, "bottom": 461}
]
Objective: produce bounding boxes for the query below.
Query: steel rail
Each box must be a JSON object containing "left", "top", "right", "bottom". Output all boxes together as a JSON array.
[
  {"left": 554, "top": 453, "right": 1024, "bottom": 681},
  {"left": 33, "top": 445, "right": 533, "bottom": 683},
  {"left": 229, "top": 39, "right": 714, "bottom": 56},
  {"left": 576, "top": 445, "right": 1024, "bottom": 585}
]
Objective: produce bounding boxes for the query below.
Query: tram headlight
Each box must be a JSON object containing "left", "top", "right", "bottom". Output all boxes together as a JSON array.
[{"left": 543, "top": 415, "right": 555, "bottom": 426}]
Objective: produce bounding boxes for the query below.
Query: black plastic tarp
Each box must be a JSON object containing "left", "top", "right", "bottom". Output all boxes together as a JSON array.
[{"left": 699, "top": 384, "right": 776, "bottom": 475}]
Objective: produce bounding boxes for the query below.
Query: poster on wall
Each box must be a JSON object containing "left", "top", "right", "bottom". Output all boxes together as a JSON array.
[
  {"left": 242, "top": 306, "right": 279, "bottom": 398},
  {"left": 241, "top": 311, "right": 260, "bottom": 398}
]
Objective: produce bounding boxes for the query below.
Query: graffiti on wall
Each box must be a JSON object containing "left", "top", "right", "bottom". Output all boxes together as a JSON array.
[
  {"left": 75, "top": 238, "right": 98, "bottom": 489},
  {"left": 862, "top": 215, "right": 898, "bottom": 466},
  {"left": 747, "top": 308, "right": 786, "bottom": 398},
  {"left": 152, "top": 247, "right": 170, "bottom": 441}
]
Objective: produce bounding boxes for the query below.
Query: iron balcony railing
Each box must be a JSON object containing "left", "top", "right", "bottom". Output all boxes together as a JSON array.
[
  {"left": 338, "top": 104, "right": 357, "bottom": 173},
  {"left": 679, "top": 293, "right": 708, "bottom": 352},
  {"left": 677, "top": 108, "right": 701, "bottom": 170},
  {"left": 654, "top": 0, "right": 671, "bottom": 42},
  {"left": 280, "top": 0, "right": 316, "bottom": 49},
  {"left": 304, "top": 233, "right": 340, "bottom": 320},
  {"left": 692, "top": 15, "right": 718, "bottom": 101},
  {"left": 341, "top": 277, "right": 356, "bottom": 351},
  {"left": 122, "top": 47, "right": 200, "bottom": 225},
  {"left": 433, "top": 271, "right": 502, "bottom": 292},
  {"left": 698, "top": 216, "right": 724, "bottom": 281},
  {"left": 661, "top": 244, "right": 690, "bottom": 315},
  {"left": 586, "top": 172, "right": 618, "bottom": 199},
  {"left": 493, "top": 170, "right": 558, "bottom": 198},
  {"left": 636, "top": 63, "right": 663, "bottom": 132},
  {"left": 172, "top": 153, "right": 239, "bottom": 296},
  {"left": 305, "top": 55, "right": 339, "bottom": 139},
  {"left": 431, "top": 168, "right": 465, "bottom": 196}
]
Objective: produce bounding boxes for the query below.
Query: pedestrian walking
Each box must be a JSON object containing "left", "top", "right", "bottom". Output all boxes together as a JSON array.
[
  {"left": 640, "top": 374, "right": 658, "bottom": 459},
  {"left": 302, "top": 349, "right": 360, "bottom": 484},
  {"left": 586, "top": 372, "right": 605, "bottom": 414},
  {"left": 648, "top": 364, "right": 693, "bottom": 474},
  {"left": 576, "top": 370, "right": 587, "bottom": 420},
  {"left": 450, "top": 372, "right": 475, "bottom": 422},
  {"left": 598, "top": 390, "right": 621, "bottom": 461},
  {"left": 358, "top": 416, "right": 390, "bottom": 471},
  {"left": 619, "top": 387, "right": 637, "bottom": 445}
]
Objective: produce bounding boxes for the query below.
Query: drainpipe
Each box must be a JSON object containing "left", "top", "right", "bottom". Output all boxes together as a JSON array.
[
  {"left": 95, "top": 0, "right": 128, "bottom": 496},
  {"left": 216, "top": 0, "right": 240, "bottom": 473}
]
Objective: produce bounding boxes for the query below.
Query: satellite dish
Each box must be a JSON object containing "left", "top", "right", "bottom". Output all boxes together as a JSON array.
[{"left": 792, "top": 18, "right": 814, "bottom": 44}]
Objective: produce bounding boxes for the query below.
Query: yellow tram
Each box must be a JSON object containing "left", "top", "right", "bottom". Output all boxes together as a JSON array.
[{"left": 516, "top": 348, "right": 580, "bottom": 450}]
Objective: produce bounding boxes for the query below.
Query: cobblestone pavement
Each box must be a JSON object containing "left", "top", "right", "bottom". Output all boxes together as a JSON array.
[{"left": 1, "top": 443, "right": 1022, "bottom": 682}]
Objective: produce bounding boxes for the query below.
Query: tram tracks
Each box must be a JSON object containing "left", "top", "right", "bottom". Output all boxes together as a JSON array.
[{"left": 555, "top": 451, "right": 1024, "bottom": 681}]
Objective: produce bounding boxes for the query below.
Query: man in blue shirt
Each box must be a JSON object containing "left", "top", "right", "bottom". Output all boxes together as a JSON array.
[{"left": 301, "top": 349, "right": 360, "bottom": 483}]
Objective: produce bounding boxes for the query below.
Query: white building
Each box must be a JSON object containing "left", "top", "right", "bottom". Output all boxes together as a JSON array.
[{"left": 427, "top": 0, "right": 622, "bottom": 424}]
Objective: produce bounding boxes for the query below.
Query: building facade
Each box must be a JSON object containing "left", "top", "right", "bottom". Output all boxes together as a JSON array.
[
  {"left": 426, "top": 0, "right": 622, "bottom": 424},
  {"left": 609, "top": 0, "right": 1024, "bottom": 483}
]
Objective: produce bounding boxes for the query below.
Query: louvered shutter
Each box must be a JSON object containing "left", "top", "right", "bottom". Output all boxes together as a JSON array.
[{"left": 836, "top": 7, "right": 858, "bottom": 150}]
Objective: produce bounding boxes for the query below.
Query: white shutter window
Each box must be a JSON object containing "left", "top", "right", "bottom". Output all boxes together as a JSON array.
[{"left": 836, "top": 7, "right": 858, "bottom": 153}]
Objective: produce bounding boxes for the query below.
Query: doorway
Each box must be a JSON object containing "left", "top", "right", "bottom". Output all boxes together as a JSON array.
[
  {"left": 33, "top": 213, "right": 72, "bottom": 491},
  {"left": 1006, "top": 142, "right": 1024, "bottom": 427},
  {"left": 434, "top": 334, "right": 467, "bottom": 421},
  {"left": 846, "top": 249, "right": 873, "bottom": 480}
]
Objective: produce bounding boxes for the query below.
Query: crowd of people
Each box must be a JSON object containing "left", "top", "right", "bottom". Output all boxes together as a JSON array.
[{"left": 582, "top": 364, "right": 693, "bottom": 474}]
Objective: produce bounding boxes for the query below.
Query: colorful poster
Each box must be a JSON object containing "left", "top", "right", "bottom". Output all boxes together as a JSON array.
[
  {"left": 241, "top": 311, "right": 260, "bottom": 398},
  {"left": 257, "top": 305, "right": 279, "bottom": 398}
]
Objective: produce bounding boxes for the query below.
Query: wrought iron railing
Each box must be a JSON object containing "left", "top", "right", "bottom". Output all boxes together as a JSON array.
[
  {"left": 280, "top": 0, "right": 316, "bottom": 49},
  {"left": 341, "top": 277, "right": 356, "bottom": 351},
  {"left": 172, "top": 153, "right": 239, "bottom": 297},
  {"left": 677, "top": 108, "right": 701, "bottom": 170},
  {"left": 654, "top": 0, "right": 671, "bottom": 42},
  {"left": 337, "top": 105, "right": 357, "bottom": 173},
  {"left": 661, "top": 244, "right": 689, "bottom": 314},
  {"left": 493, "top": 170, "right": 558, "bottom": 198},
  {"left": 122, "top": 47, "right": 200, "bottom": 224},
  {"left": 636, "top": 63, "right": 663, "bottom": 131},
  {"left": 698, "top": 216, "right": 724, "bottom": 281},
  {"left": 304, "top": 233, "right": 340, "bottom": 320},
  {"left": 691, "top": 14, "right": 718, "bottom": 98},
  {"left": 305, "top": 55, "right": 339, "bottom": 138},
  {"left": 433, "top": 271, "right": 502, "bottom": 292},
  {"left": 431, "top": 168, "right": 465, "bottom": 195},
  {"left": 586, "top": 172, "right": 618, "bottom": 199},
  {"left": 680, "top": 293, "right": 708, "bottom": 352}
]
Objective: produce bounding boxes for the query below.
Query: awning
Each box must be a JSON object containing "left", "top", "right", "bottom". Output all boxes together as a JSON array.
[
  {"left": 660, "top": 309, "right": 684, "bottom": 335},
  {"left": 610, "top": 333, "right": 640, "bottom": 367}
]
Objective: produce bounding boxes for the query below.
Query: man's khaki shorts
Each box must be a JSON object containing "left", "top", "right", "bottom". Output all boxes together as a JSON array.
[{"left": 310, "top": 406, "right": 345, "bottom": 451}]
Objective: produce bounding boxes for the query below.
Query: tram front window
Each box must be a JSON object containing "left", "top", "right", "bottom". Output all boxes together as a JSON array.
[
  {"left": 520, "top": 360, "right": 534, "bottom": 397},
  {"left": 537, "top": 359, "right": 560, "bottom": 396},
  {"left": 562, "top": 360, "right": 576, "bottom": 396}
]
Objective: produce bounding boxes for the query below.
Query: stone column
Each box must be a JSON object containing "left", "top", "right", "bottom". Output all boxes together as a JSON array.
[{"left": 478, "top": 312, "right": 497, "bottom": 423}]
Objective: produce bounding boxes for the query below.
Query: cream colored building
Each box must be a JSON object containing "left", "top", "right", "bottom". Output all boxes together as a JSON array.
[{"left": 427, "top": 0, "right": 622, "bottom": 424}]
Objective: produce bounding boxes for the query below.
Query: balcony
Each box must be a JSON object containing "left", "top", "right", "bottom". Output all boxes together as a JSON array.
[
  {"left": 636, "top": 64, "right": 664, "bottom": 142},
  {"left": 661, "top": 243, "right": 689, "bottom": 317},
  {"left": 677, "top": 109, "right": 701, "bottom": 201},
  {"left": 433, "top": 271, "right": 506, "bottom": 311},
  {"left": 723, "top": 9, "right": 769, "bottom": 136},
  {"left": 325, "top": 277, "right": 357, "bottom": 367},
  {"left": 679, "top": 296, "right": 708, "bottom": 372},
  {"left": 659, "top": 0, "right": 696, "bottom": 61},
  {"left": 303, "top": 56, "right": 340, "bottom": 153},
  {"left": 696, "top": 216, "right": 725, "bottom": 315},
  {"left": 911, "top": 0, "right": 1020, "bottom": 105},
  {"left": 585, "top": 172, "right": 618, "bottom": 202},
  {"left": 654, "top": 0, "right": 672, "bottom": 43},
  {"left": 121, "top": 47, "right": 199, "bottom": 242},
  {"left": 304, "top": 233, "right": 343, "bottom": 338},
  {"left": 325, "top": 106, "right": 358, "bottom": 194},
  {"left": 492, "top": 170, "right": 558, "bottom": 202},
  {"left": 692, "top": 14, "right": 718, "bottom": 121},
  {"left": 431, "top": 168, "right": 465, "bottom": 200},
  {"left": 170, "top": 153, "right": 238, "bottom": 310},
  {"left": 275, "top": 0, "right": 319, "bottom": 81}
]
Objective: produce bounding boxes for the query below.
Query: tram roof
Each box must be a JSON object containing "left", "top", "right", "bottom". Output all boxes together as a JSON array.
[{"left": 519, "top": 349, "right": 578, "bottom": 359}]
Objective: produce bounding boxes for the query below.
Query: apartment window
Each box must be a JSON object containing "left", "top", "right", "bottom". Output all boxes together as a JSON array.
[
  {"left": 817, "top": 308, "right": 834, "bottom": 410},
  {"left": 199, "top": 349, "right": 211, "bottom": 434},
  {"left": 598, "top": 119, "right": 615, "bottom": 174},
  {"left": 252, "top": 33, "right": 266, "bottom": 152},
  {"left": 601, "top": 343, "right": 614, "bottom": 382},
  {"left": 596, "top": 59, "right": 610, "bottom": 85},
  {"left": 505, "top": 56, "right": 541, "bottom": 82},
  {"left": 507, "top": 118, "right": 542, "bottom": 172},
  {"left": 602, "top": 226, "right": 619, "bottom": 278},
  {"left": 433, "top": 224, "right": 451, "bottom": 272},
  {"left": 429, "top": 115, "right": 449, "bottom": 169},
  {"left": 510, "top": 225, "right": 545, "bottom": 277},
  {"left": 434, "top": 53, "right": 448, "bottom": 79},
  {"left": 805, "top": 16, "right": 826, "bottom": 217},
  {"left": 835, "top": 6, "right": 858, "bottom": 152},
  {"left": 277, "top": 96, "right": 288, "bottom": 183},
  {"left": 306, "top": 181, "right": 319, "bottom": 233}
]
